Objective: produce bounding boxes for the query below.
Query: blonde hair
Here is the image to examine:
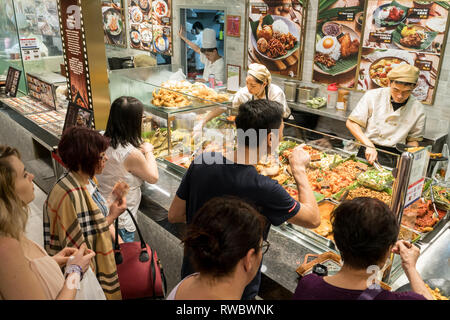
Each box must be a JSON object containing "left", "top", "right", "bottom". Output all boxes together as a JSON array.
[{"left": 0, "top": 146, "right": 29, "bottom": 239}]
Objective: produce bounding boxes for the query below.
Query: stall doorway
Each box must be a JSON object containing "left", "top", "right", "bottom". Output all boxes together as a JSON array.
[{"left": 179, "top": 8, "right": 225, "bottom": 80}]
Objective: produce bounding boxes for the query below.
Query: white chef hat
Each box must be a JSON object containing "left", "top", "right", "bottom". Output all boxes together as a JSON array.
[{"left": 202, "top": 28, "right": 217, "bottom": 49}]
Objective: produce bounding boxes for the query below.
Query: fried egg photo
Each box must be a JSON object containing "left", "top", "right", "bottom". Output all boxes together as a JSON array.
[{"left": 316, "top": 36, "right": 341, "bottom": 61}]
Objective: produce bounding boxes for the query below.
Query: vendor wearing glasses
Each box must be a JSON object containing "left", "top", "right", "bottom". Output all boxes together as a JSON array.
[{"left": 346, "top": 64, "right": 426, "bottom": 167}]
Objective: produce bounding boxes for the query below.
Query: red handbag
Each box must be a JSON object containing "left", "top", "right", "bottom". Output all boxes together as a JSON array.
[{"left": 114, "top": 209, "right": 167, "bottom": 299}]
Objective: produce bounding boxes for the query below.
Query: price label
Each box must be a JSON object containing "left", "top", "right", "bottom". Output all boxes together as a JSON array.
[
  {"left": 405, "top": 178, "right": 425, "bottom": 208},
  {"left": 338, "top": 11, "right": 355, "bottom": 21},
  {"left": 415, "top": 60, "right": 432, "bottom": 71},
  {"left": 369, "top": 32, "right": 392, "bottom": 44},
  {"left": 408, "top": 8, "right": 429, "bottom": 19},
  {"left": 251, "top": 4, "right": 267, "bottom": 14}
]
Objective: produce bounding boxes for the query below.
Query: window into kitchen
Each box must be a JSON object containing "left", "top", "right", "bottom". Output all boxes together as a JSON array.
[{"left": 179, "top": 8, "right": 225, "bottom": 80}]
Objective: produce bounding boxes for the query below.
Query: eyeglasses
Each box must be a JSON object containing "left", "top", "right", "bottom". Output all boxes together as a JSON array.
[{"left": 260, "top": 240, "right": 270, "bottom": 255}]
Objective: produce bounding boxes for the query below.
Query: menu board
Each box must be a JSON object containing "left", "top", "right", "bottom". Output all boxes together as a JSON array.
[
  {"left": 26, "top": 74, "right": 56, "bottom": 110},
  {"left": 102, "top": 0, "right": 127, "bottom": 47},
  {"left": 128, "top": 0, "right": 172, "bottom": 55},
  {"left": 358, "top": 0, "right": 450, "bottom": 104},
  {"left": 5, "top": 67, "right": 21, "bottom": 98},
  {"left": 57, "top": 0, "right": 92, "bottom": 111},
  {"left": 63, "top": 102, "right": 94, "bottom": 132},
  {"left": 247, "top": 0, "right": 307, "bottom": 78},
  {"left": 312, "top": 0, "right": 365, "bottom": 88}
]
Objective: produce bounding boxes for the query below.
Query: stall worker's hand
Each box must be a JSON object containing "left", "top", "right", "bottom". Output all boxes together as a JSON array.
[
  {"left": 365, "top": 146, "right": 378, "bottom": 165},
  {"left": 179, "top": 26, "right": 186, "bottom": 40},
  {"left": 53, "top": 247, "right": 78, "bottom": 267},
  {"left": 289, "top": 144, "right": 311, "bottom": 174}
]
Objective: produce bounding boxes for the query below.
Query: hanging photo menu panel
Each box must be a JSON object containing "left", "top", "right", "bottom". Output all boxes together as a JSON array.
[
  {"left": 151, "top": 0, "right": 172, "bottom": 55},
  {"left": 312, "top": 0, "right": 365, "bottom": 88},
  {"left": 128, "top": 0, "right": 154, "bottom": 51},
  {"left": 57, "top": 0, "right": 92, "bottom": 112},
  {"left": 102, "top": 0, "right": 127, "bottom": 47},
  {"left": 362, "top": 0, "right": 448, "bottom": 54},
  {"left": 247, "top": 0, "right": 307, "bottom": 78},
  {"left": 359, "top": 0, "right": 450, "bottom": 104},
  {"left": 357, "top": 48, "right": 439, "bottom": 104}
]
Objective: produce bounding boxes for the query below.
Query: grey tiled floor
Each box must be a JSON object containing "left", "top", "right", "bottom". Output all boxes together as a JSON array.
[{"left": 25, "top": 183, "right": 46, "bottom": 247}]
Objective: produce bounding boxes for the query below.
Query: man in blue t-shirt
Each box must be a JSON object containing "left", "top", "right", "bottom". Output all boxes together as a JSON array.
[{"left": 168, "top": 99, "right": 320, "bottom": 299}]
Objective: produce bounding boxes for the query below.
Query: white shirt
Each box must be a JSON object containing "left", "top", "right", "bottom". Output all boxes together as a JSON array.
[
  {"left": 200, "top": 52, "right": 225, "bottom": 83},
  {"left": 348, "top": 87, "right": 426, "bottom": 147},
  {"left": 232, "top": 83, "right": 291, "bottom": 118},
  {"left": 96, "top": 144, "right": 143, "bottom": 232}
]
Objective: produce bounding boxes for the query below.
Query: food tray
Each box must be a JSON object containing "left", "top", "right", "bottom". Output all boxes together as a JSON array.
[
  {"left": 287, "top": 199, "right": 339, "bottom": 249},
  {"left": 162, "top": 153, "right": 190, "bottom": 175}
]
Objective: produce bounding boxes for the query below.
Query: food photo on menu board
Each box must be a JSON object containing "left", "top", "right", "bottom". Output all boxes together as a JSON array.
[
  {"left": 153, "top": 25, "right": 172, "bottom": 56},
  {"left": 247, "top": 0, "right": 306, "bottom": 78},
  {"left": 102, "top": 0, "right": 126, "bottom": 47},
  {"left": 152, "top": 0, "right": 171, "bottom": 26},
  {"left": 129, "top": 0, "right": 154, "bottom": 51},
  {"left": 357, "top": 48, "right": 439, "bottom": 104},
  {"left": 128, "top": 0, "right": 172, "bottom": 54},
  {"left": 362, "top": 0, "right": 449, "bottom": 54},
  {"left": 313, "top": 0, "right": 365, "bottom": 88}
]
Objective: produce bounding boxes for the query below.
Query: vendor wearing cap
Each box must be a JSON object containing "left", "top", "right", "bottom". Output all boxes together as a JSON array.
[
  {"left": 233, "top": 63, "right": 291, "bottom": 119},
  {"left": 346, "top": 64, "right": 426, "bottom": 167},
  {"left": 179, "top": 26, "right": 225, "bottom": 84},
  {"left": 198, "top": 63, "right": 292, "bottom": 129}
]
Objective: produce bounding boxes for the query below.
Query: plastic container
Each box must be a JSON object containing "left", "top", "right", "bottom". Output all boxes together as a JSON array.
[
  {"left": 327, "top": 83, "right": 338, "bottom": 109},
  {"left": 336, "top": 89, "right": 349, "bottom": 111},
  {"left": 208, "top": 74, "right": 215, "bottom": 89}
]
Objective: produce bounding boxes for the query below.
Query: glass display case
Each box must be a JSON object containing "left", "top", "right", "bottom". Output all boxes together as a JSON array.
[
  {"left": 108, "top": 64, "right": 234, "bottom": 161},
  {"left": 0, "top": 0, "right": 27, "bottom": 94},
  {"left": 0, "top": 0, "right": 65, "bottom": 96}
]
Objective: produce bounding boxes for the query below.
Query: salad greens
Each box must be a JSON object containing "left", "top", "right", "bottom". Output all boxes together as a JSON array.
[{"left": 357, "top": 169, "right": 394, "bottom": 191}]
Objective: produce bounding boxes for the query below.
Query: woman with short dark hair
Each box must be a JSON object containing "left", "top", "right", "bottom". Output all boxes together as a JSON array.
[
  {"left": 44, "top": 126, "right": 127, "bottom": 300},
  {"left": 167, "top": 197, "right": 268, "bottom": 300},
  {"left": 97, "top": 96, "right": 158, "bottom": 243},
  {"left": 293, "top": 197, "right": 433, "bottom": 300}
]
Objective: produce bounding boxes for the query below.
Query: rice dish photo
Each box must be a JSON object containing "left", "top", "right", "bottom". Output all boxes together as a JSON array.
[
  {"left": 426, "top": 17, "right": 446, "bottom": 33},
  {"left": 253, "top": 16, "right": 298, "bottom": 59},
  {"left": 272, "top": 19, "right": 289, "bottom": 35}
]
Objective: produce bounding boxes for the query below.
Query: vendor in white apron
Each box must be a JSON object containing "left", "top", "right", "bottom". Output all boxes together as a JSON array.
[
  {"left": 179, "top": 27, "right": 225, "bottom": 84},
  {"left": 346, "top": 64, "right": 426, "bottom": 167}
]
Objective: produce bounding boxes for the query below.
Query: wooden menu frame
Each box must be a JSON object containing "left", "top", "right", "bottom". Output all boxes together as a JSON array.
[{"left": 226, "top": 15, "right": 241, "bottom": 37}]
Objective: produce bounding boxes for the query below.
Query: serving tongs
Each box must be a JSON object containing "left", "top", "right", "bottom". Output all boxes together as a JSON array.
[
  {"left": 373, "top": 160, "right": 383, "bottom": 172},
  {"left": 429, "top": 180, "right": 440, "bottom": 219}
]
